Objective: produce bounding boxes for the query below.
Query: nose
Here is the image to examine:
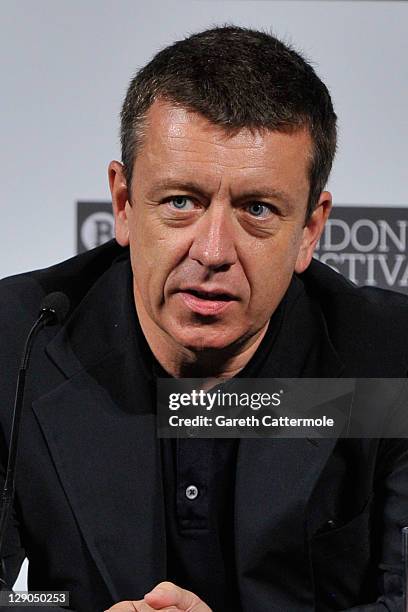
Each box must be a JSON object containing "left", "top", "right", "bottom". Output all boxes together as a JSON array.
[{"left": 189, "top": 202, "right": 238, "bottom": 271}]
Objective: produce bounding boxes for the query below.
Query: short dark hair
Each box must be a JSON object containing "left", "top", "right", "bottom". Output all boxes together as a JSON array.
[{"left": 120, "top": 25, "right": 337, "bottom": 219}]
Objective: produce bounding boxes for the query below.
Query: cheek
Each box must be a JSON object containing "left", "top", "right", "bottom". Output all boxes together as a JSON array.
[
  {"left": 245, "top": 234, "right": 302, "bottom": 304},
  {"left": 129, "top": 209, "right": 161, "bottom": 265},
  {"left": 130, "top": 219, "right": 191, "bottom": 299}
]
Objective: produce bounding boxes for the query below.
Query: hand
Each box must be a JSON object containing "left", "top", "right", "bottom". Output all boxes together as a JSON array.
[{"left": 105, "top": 581, "right": 212, "bottom": 611}]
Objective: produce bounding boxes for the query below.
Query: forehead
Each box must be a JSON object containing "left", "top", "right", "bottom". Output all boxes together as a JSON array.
[{"left": 134, "top": 99, "right": 312, "bottom": 199}]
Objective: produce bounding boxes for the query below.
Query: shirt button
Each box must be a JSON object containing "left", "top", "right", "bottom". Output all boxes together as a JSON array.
[{"left": 185, "top": 485, "right": 199, "bottom": 500}]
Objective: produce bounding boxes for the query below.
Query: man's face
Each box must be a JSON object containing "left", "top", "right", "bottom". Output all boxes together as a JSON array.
[{"left": 110, "top": 100, "right": 331, "bottom": 353}]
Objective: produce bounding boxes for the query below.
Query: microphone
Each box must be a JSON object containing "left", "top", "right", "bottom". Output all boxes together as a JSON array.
[
  {"left": 39, "top": 292, "right": 70, "bottom": 324},
  {"left": 0, "top": 292, "right": 70, "bottom": 589}
]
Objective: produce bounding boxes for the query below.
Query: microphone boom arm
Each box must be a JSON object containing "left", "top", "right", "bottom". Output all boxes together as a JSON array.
[{"left": 0, "top": 310, "right": 50, "bottom": 589}]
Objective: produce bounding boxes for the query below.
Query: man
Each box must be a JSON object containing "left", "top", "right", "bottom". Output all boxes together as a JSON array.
[{"left": 1, "top": 25, "right": 408, "bottom": 612}]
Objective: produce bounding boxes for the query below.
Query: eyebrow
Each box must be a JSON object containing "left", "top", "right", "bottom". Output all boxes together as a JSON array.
[
  {"left": 148, "top": 179, "right": 294, "bottom": 208},
  {"left": 149, "top": 179, "right": 212, "bottom": 198},
  {"left": 233, "top": 187, "right": 293, "bottom": 207}
]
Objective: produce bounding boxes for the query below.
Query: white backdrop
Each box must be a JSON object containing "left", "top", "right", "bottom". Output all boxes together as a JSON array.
[
  {"left": 1, "top": 0, "right": 407, "bottom": 592},
  {"left": 1, "top": 0, "right": 407, "bottom": 281}
]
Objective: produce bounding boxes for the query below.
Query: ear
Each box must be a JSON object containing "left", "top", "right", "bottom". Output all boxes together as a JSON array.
[
  {"left": 108, "top": 160, "right": 131, "bottom": 247},
  {"left": 295, "top": 191, "right": 332, "bottom": 274}
]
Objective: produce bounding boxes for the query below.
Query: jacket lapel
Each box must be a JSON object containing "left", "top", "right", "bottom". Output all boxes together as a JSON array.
[
  {"left": 234, "top": 274, "right": 347, "bottom": 610},
  {"left": 32, "top": 257, "right": 166, "bottom": 601}
]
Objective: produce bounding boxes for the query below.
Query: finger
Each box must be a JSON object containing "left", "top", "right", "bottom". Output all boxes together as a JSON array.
[
  {"left": 104, "top": 602, "right": 140, "bottom": 611},
  {"left": 144, "top": 582, "right": 202, "bottom": 610},
  {"left": 142, "top": 607, "right": 179, "bottom": 612},
  {"left": 104, "top": 598, "right": 179, "bottom": 612},
  {"left": 136, "top": 603, "right": 172, "bottom": 612},
  {"left": 107, "top": 603, "right": 164, "bottom": 612}
]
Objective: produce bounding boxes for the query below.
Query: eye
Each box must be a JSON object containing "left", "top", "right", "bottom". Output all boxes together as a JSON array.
[
  {"left": 167, "top": 196, "right": 195, "bottom": 211},
  {"left": 246, "top": 202, "right": 274, "bottom": 218}
]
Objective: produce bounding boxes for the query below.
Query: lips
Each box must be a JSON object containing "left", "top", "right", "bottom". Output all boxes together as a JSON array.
[
  {"left": 177, "top": 286, "right": 237, "bottom": 315},
  {"left": 184, "top": 288, "right": 234, "bottom": 301},
  {"left": 179, "top": 286, "right": 237, "bottom": 300}
]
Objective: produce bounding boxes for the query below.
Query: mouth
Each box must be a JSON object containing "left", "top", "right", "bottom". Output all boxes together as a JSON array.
[
  {"left": 178, "top": 288, "right": 237, "bottom": 315},
  {"left": 184, "top": 289, "right": 234, "bottom": 301}
]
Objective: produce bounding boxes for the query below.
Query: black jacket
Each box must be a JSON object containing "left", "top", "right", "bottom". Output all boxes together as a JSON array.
[{"left": 1, "top": 240, "right": 408, "bottom": 611}]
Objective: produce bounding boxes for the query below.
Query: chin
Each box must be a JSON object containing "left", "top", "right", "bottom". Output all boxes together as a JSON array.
[{"left": 171, "top": 326, "right": 239, "bottom": 353}]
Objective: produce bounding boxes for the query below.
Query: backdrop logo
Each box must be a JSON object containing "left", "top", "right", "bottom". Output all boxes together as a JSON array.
[
  {"left": 315, "top": 206, "right": 408, "bottom": 294},
  {"left": 77, "top": 202, "right": 408, "bottom": 295},
  {"left": 77, "top": 202, "right": 114, "bottom": 253}
]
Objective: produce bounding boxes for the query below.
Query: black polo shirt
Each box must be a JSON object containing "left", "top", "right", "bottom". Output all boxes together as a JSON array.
[{"left": 133, "top": 295, "right": 287, "bottom": 611}]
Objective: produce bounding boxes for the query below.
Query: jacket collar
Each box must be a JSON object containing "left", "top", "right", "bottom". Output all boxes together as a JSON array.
[
  {"left": 46, "top": 255, "right": 141, "bottom": 378},
  {"left": 256, "top": 272, "right": 344, "bottom": 379}
]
